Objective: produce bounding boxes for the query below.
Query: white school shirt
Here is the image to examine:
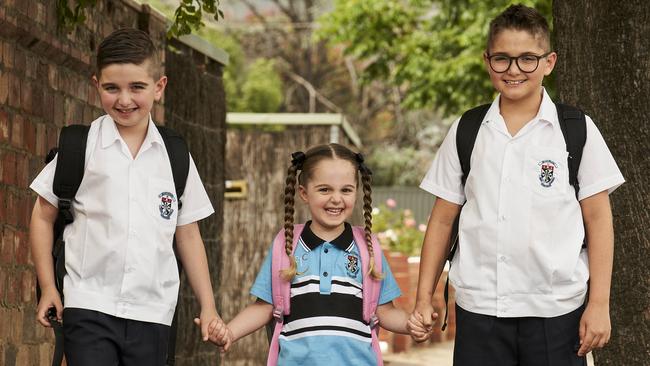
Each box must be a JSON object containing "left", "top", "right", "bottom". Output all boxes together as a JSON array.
[
  {"left": 420, "top": 89, "right": 625, "bottom": 318},
  {"left": 30, "top": 115, "right": 214, "bottom": 325}
]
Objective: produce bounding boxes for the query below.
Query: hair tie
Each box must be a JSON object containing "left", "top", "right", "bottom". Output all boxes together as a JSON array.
[
  {"left": 291, "top": 151, "right": 306, "bottom": 169},
  {"left": 355, "top": 153, "right": 372, "bottom": 176}
]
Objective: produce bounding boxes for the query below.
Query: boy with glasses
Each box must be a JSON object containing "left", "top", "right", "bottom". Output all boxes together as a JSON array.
[{"left": 410, "top": 4, "right": 624, "bottom": 365}]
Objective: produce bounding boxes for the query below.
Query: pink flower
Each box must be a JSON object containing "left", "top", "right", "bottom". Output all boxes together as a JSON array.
[
  {"left": 386, "top": 198, "right": 397, "bottom": 208},
  {"left": 404, "top": 218, "right": 416, "bottom": 228},
  {"left": 418, "top": 224, "right": 427, "bottom": 232},
  {"left": 404, "top": 209, "right": 413, "bottom": 217}
]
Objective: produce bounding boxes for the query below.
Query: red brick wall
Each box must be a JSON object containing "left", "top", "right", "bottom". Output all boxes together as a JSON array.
[
  {"left": 381, "top": 252, "right": 456, "bottom": 354},
  {"left": 0, "top": 1, "right": 226, "bottom": 364}
]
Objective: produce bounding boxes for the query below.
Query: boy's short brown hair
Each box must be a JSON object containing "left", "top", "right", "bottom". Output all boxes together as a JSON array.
[
  {"left": 487, "top": 4, "right": 551, "bottom": 52},
  {"left": 96, "top": 28, "right": 161, "bottom": 78}
]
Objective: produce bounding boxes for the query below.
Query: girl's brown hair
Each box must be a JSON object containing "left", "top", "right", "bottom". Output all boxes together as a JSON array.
[{"left": 280, "top": 143, "right": 381, "bottom": 281}]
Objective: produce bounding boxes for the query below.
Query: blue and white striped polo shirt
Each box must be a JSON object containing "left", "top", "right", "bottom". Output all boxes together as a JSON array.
[{"left": 251, "top": 222, "right": 401, "bottom": 365}]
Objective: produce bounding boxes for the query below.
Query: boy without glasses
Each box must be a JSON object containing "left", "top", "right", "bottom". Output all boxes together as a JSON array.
[
  {"left": 30, "top": 28, "right": 226, "bottom": 365},
  {"left": 411, "top": 4, "right": 624, "bottom": 365}
]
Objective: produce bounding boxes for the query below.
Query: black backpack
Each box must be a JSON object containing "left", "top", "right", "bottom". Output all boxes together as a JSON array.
[
  {"left": 440, "top": 103, "right": 587, "bottom": 330},
  {"left": 36, "top": 124, "right": 190, "bottom": 366}
]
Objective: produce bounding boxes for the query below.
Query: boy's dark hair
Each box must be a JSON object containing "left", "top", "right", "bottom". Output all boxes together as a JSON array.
[
  {"left": 487, "top": 4, "right": 551, "bottom": 52},
  {"left": 282, "top": 143, "right": 381, "bottom": 280},
  {"left": 96, "top": 28, "right": 161, "bottom": 78}
]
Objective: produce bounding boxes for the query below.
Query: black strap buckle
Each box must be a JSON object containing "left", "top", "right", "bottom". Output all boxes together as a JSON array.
[{"left": 58, "top": 199, "right": 74, "bottom": 224}]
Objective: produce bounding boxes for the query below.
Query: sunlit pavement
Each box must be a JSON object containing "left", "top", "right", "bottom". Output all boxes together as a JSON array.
[{"left": 383, "top": 341, "right": 595, "bottom": 366}]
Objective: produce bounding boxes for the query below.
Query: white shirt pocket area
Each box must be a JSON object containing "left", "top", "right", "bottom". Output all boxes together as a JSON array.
[
  {"left": 148, "top": 177, "right": 179, "bottom": 227},
  {"left": 524, "top": 146, "right": 569, "bottom": 197}
]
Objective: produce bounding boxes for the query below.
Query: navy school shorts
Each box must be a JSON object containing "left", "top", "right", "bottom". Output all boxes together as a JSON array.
[
  {"left": 453, "top": 304, "right": 587, "bottom": 366},
  {"left": 63, "top": 308, "right": 170, "bottom": 366}
]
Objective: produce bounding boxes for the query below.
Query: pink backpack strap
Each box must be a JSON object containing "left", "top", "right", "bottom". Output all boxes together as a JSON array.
[
  {"left": 268, "top": 224, "right": 304, "bottom": 366},
  {"left": 351, "top": 226, "right": 384, "bottom": 366}
]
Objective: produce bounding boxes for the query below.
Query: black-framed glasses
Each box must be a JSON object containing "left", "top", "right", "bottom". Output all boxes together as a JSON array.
[{"left": 486, "top": 52, "right": 552, "bottom": 73}]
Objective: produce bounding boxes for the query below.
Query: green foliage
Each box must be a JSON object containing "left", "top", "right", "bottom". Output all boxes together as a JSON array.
[
  {"left": 373, "top": 201, "right": 425, "bottom": 256},
  {"left": 237, "top": 59, "right": 284, "bottom": 113},
  {"left": 134, "top": 2, "right": 284, "bottom": 113},
  {"left": 317, "top": 0, "right": 553, "bottom": 117},
  {"left": 367, "top": 145, "right": 429, "bottom": 186},
  {"left": 167, "top": 0, "right": 224, "bottom": 38},
  {"left": 56, "top": 0, "right": 97, "bottom": 30},
  {"left": 56, "top": 0, "right": 223, "bottom": 38},
  {"left": 193, "top": 27, "right": 248, "bottom": 112}
]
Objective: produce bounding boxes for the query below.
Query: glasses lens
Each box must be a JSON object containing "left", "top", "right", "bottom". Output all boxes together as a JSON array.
[
  {"left": 517, "top": 55, "right": 540, "bottom": 72},
  {"left": 490, "top": 55, "right": 511, "bottom": 72}
]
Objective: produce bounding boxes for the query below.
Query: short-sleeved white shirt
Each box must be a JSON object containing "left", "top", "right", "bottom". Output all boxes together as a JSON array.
[
  {"left": 420, "top": 89, "right": 625, "bottom": 318},
  {"left": 30, "top": 115, "right": 214, "bottom": 325}
]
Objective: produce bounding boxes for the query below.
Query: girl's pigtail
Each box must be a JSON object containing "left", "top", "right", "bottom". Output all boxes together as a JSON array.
[
  {"left": 280, "top": 152, "right": 305, "bottom": 281},
  {"left": 357, "top": 154, "right": 383, "bottom": 280}
]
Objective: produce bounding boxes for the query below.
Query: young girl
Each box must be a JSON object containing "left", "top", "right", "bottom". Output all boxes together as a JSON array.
[{"left": 210, "top": 143, "right": 428, "bottom": 365}]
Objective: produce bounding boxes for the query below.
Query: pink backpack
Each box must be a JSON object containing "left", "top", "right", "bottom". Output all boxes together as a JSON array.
[{"left": 267, "top": 224, "right": 384, "bottom": 366}]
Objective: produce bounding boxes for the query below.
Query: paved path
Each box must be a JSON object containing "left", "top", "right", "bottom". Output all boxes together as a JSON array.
[{"left": 384, "top": 341, "right": 594, "bottom": 366}]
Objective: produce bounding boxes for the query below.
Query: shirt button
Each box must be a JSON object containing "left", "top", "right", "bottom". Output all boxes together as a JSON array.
[
  {"left": 324, "top": 248, "right": 329, "bottom": 254},
  {"left": 500, "top": 215, "right": 506, "bottom": 222},
  {"left": 323, "top": 272, "right": 328, "bottom": 277},
  {"left": 500, "top": 255, "right": 507, "bottom": 262}
]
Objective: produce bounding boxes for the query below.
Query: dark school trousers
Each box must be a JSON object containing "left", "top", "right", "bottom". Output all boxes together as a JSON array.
[
  {"left": 453, "top": 304, "right": 587, "bottom": 366},
  {"left": 63, "top": 308, "right": 170, "bottom": 366}
]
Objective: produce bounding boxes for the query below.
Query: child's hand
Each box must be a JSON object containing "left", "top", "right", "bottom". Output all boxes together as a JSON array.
[
  {"left": 193, "top": 309, "right": 224, "bottom": 342},
  {"left": 407, "top": 311, "right": 432, "bottom": 342},
  {"left": 36, "top": 287, "right": 63, "bottom": 327},
  {"left": 577, "top": 302, "right": 611, "bottom": 357},
  {"left": 193, "top": 316, "right": 232, "bottom": 352},
  {"left": 413, "top": 301, "right": 438, "bottom": 328}
]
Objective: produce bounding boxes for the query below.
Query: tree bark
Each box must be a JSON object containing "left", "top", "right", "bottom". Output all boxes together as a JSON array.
[{"left": 553, "top": 1, "right": 650, "bottom": 365}]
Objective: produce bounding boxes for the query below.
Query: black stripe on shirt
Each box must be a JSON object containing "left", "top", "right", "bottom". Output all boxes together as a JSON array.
[
  {"left": 280, "top": 325, "right": 371, "bottom": 339},
  {"left": 331, "top": 279, "right": 362, "bottom": 290},
  {"left": 285, "top": 292, "right": 364, "bottom": 323}
]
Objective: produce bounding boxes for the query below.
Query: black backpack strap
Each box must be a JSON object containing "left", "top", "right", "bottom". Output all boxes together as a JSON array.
[
  {"left": 155, "top": 125, "right": 189, "bottom": 366},
  {"left": 440, "top": 104, "right": 490, "bottom": 331},
  {"left": 156, "top": 126, "right": 190, "bottom": 207},
  {"left": 47, "top": 124, "right": 89, "bottom": 366},
  {"left": 457, "top": 104, "right": 491, "bottom": 186},
  {"left": 555, "top": 103, "right": 587, "bottom": 199},
  {"left": 53, "top": 125, "right": 90, "bottom": 224}
]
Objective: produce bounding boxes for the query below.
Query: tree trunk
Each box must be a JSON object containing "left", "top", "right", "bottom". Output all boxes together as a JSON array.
[{"left": 553, "top": 1, "right": 650, "bottom": 365}]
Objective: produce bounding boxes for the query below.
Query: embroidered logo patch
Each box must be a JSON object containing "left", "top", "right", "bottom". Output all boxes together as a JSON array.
[
  {"left": 158, "top": 192, "right": 176, "bottom": 220},
  {"left": 346, "top": 254, "right": 359, "bottom": 276},
  {"left": 538, "top": 160, "right": 557, "bottom": 188}
]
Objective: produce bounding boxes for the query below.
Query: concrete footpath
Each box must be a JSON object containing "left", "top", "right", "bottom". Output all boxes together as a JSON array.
[{"left": 383, "top": 341, "right": 595, "bottom": 366}]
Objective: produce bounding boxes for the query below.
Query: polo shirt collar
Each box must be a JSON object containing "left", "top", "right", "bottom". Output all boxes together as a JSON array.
[
  {"left": 301, "top": 221, "right": 354, "bottom": 252},
  {"left": 483, "top": 87, "right": 557, "bottom": 128},
  {"left": 100, "top": 115, "right": 164, "bottom": 150}
]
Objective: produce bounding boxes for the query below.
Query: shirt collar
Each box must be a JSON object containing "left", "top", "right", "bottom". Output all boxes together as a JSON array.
[
  {"left": 301, "top": 221, "right": 354, "bottom": 252},
  {"left": 100, "top": 114, "right": 164, "bottom": 150},
  {"left": 483, "top": 87, "right": 558, "bottom": 127}
]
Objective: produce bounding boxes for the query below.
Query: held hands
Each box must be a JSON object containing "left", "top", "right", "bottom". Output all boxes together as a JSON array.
[
  {"left": 193, "top": 310, "right": 233, "bottom": 353},
  {"left": 577, "top": 302, "right": 611, "bottom": 357},
  {"left": 35, "top": 286, "right": 63, "bottom": 327},
  {"left": 408, "top": 301, "right": 439, "bottom": 342}
]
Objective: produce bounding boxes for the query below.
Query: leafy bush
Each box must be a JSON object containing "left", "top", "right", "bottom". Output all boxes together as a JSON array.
[{"left": 372, "top": 198, "right": 426, "bottom": 256}]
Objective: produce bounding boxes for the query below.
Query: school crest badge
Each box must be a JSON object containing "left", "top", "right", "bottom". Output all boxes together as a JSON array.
[
  {"left": 346, "top": 254, "right": 359, "bottom": 276},
  {"left": 158, "top": 192, "right": 176, "bottom": 220},
  {"left": 538, "top": 160, "right": 557, "bottom": 188}
]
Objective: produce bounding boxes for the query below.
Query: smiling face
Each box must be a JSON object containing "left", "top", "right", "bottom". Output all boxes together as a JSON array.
[
  {"left": 298, "top": 158, "right": 358, "bottom": 237},
  {"left": 484, "top": 29, "right": 556, "bottom": 106},
  {"left": 93, "top": 60, "right": 167, "bottom": 133}
]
